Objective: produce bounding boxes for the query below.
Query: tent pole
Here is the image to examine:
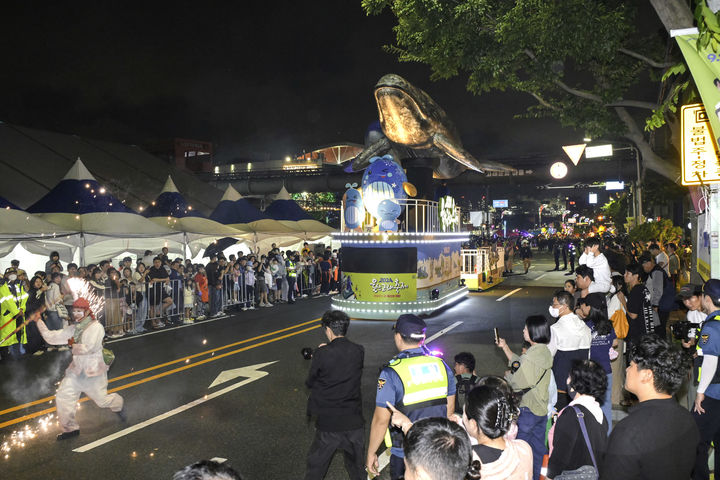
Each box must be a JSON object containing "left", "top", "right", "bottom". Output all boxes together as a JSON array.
[
  {"left": 80, "top": 232, "right": 86, "bottom": 266},
  {"left": 183, "top": 232, "right": 189, "bottom": 262}
]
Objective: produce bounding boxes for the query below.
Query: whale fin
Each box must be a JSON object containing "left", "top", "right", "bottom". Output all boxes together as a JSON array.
[
  {"left": 349, "top": 136, "right": 392, "bottom": 172},
  {"left": 433, "top": 132, "right": 516, "bottom": 174}
]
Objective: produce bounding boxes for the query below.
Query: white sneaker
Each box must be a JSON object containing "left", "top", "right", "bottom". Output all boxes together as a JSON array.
[
  {"left": 196, "top": 315, "right": 206, "bottom": 320},
  {"left": 248, "top": 306, "right": 255, "bottom": 310},
  {"left": 301, "top": 294, "right": 308, "bottom": 298},
  {"left": 33, "top": 350, "right": 45, "bottom": 356},
  {"left": 242, "top": 307, "right": 248, "bottom": 311},
  {"left": 58, "top": 346, "right": 69, "bottom": 352}
]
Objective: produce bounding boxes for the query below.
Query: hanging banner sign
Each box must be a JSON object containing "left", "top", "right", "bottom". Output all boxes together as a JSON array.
[{"left": 675, "top": 30, "right": 720, "bottom": 184}]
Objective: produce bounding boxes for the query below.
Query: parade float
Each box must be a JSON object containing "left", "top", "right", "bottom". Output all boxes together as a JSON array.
[{"left": 331, "top": 74, "right": 515, "bottom": 319}]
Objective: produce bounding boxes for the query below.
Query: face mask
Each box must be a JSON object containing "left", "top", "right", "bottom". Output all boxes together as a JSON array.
[
  {"left": 72, "top": 309, "right": 85, "bottom": 322},
  {"left": 568, "top": 387, "right": 577, "bottom": 400},
  {"left": 548, "top": 305, "right": 560, "bottom": 318}
]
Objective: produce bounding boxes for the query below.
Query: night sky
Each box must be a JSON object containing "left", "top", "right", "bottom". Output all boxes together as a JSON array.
[{"left": 1, "top": 1, "right": 584, "bottom": 164}]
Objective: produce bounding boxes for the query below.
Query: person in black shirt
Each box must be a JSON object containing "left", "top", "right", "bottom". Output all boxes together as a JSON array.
[
  {"left": 304, "top": 310, "right": 364, "bottom": 480},
  {"left": 147, "top": 257, "right": 171, "bottom": 328},
  {"left": 600, "top": 335, "right": 698, "bottom": 480},
  {"left": 623, "top": 263, "right": 655, "bottom": 356}
]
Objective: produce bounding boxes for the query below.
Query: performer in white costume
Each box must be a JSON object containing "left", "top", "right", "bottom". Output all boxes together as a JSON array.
[{"left": 34, "top": 297, "right": 126, "bottom": 440}]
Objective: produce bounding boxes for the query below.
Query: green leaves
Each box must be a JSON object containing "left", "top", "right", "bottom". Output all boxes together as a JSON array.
[{"left": 361, "top": 0, "right": 664, "bottom": 139}]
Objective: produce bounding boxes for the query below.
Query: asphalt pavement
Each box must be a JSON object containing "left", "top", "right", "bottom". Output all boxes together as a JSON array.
[{"left": 0, "top": 252, "right": 569, "bottom": 480}]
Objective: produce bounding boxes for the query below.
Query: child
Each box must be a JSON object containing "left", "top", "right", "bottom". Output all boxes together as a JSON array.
[
  {"left": 183, "top": 279, "right": 195, "bottom": 324},
  {"left": 453, "top": 352, "right": 478, "bottom": 414},
  {"left": 231, "top": 262, "right": 241, "bottom": 303},
  {"left": 194, "top": 266, "right": 208, "bottom": 320},
  {"left": 243, "top": 264, "right": 255, "bottom": 311}
]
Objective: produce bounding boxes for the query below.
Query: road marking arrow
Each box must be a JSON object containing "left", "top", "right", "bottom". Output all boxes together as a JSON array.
[
  {"left": 73, "top": 361, "right": 278, "bottom": 453},
  {"left": 209, "top": 361, "right": 276, "bottom": 388}
]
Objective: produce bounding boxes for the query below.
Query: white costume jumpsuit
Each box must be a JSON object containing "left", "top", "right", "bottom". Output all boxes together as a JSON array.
[{"left": 37, "top": 316, "right": 123, "bottom": 432}]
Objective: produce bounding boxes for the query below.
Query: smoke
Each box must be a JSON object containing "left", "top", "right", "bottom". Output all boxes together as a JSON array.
[{"left": 1, "top": 352, "right": 67, "bottom": 405}]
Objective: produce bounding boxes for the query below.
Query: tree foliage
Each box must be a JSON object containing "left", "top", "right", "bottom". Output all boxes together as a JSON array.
[
  {"left": 628, "top": 218, "right": 682, "bottom": 245},
  {"left": 362, "top": 0, "right": 678, "bottom": 178},
  {"left": 601, "top": 193, "right": 629, "bottom": 233}
]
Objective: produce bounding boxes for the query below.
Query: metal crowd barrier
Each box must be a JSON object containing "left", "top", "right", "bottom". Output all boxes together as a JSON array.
[{"left": 96, "top": 265, "right": 335, "bottom": 337}]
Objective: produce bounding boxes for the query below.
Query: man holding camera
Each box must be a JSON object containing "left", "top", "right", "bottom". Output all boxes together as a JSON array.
[{"left": 304, "top": 310, "right": 364, "bottom": 480}]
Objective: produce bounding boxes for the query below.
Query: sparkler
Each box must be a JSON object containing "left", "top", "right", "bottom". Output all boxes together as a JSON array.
[{"left": 1, "top": 414, "right": 55, "bottom": 460}]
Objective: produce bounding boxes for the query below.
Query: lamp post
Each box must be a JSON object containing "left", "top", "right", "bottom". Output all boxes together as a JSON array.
[{"left": 584, "top": 142, "right": 642, "bottom": 227}]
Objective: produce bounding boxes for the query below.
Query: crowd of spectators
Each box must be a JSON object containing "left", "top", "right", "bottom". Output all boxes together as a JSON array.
[{"left": 0, "top": 242, "right": 341, "bottom": 361}]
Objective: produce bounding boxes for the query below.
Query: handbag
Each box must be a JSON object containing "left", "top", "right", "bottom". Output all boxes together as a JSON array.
[
  {"left": 609, "top": 308, "right": 628, "bottom": 339},
  {"left": 56, "top": 303, "right": 69, "bottom": 320},
  {"left": 554, "top": 406, "right": 599, "bottom": 479}
]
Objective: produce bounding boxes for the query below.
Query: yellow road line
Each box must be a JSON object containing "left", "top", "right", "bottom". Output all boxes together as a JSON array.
[{"left": 0, "top": 318, "right": 320, "bottom": 422}]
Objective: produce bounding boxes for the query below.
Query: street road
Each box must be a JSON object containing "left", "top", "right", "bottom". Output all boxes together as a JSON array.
[{"left": 0, "top": 254, "right": 569, "bottom": 479}]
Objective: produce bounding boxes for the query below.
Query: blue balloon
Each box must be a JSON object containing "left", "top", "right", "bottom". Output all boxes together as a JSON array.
[{"left": 361, "top": 154, "right": 407, "bottom": 218}]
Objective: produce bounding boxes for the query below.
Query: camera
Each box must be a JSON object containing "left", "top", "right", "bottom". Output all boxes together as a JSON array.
[
  {"left": 301, "top": 347, "right": 313, "bottom": 360},
  {"left": 670, "top": 320, "right": 693, "bottom": 343}
]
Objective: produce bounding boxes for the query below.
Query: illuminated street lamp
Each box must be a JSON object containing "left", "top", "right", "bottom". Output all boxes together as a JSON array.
[{"left": 550, "top": 162, "right": 568, "bottom": 179}]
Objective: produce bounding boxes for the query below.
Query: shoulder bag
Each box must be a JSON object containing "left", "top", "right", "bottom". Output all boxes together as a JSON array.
[{"left": 554, "top": 406, "right": 599, "bottom": 479}]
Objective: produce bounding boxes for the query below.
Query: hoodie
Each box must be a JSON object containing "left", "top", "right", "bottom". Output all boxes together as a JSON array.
[
  {"left": 473, "top": 438, "right": 533, "bottom": 480},
  {"left": 506, "top": 343, "right": 553, "bottom": 416}
]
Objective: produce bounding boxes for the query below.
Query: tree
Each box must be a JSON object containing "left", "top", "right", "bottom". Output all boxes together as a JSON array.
[
  {"left": 601, "top": 193, "right": 629, "bottom": 233},
  {"left": 628, "top": 219, "right": 683, "bottom": 245},
  {"left": 361, "top": 0, "right": 686, "bottom": 180}
]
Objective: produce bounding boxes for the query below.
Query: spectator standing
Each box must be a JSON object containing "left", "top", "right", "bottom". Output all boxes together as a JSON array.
[
  {"left": 304, "top": 310, "right": 365, "bottom": 480},
  {"left": 194, "top": 266, "right": 209, "bottom": 320},
  {"left": 600, "top": 335, "right": 698, "bottom": 480},
  {"left": 45, "top": 251, "right": 63, "bottom": 275},
  {"left": 520, "top": 240, "right": 532, "bottom": 274},
  {"left": 577, "top": 301, "right": 617, "bottom": 431},
  {"left": 453, "top": 352, "right": 478, "bottom": 414},
  {"left": 205, "top": 255, "right": 222, "bottom": 317},
  {"left": 578, "top": 237, "right": 612, "bottom": 294},
  {"left": 547, "top": 360, "right": 608, "bottom": 478},
  {"left": 183, "top": 279, "right": 195, "bottom": 324},
  {"left": 547, "top": 290, "right": 592, "bottom": 410},
  {"left": 640, "top": 253, "right": 674, "bottom": 338},
  {"left": 286, "top": 251, "right": 297, "bottom": 304},
  {"left": 496, "top": 315, "right": 552, "bottom": 480},
  {"left": 26, "top": 275, "right": 49, "bottom": 355},
  {"left": 678, "top": 284, "right": 705, "bottom": 410},
  {"left": 667, "top": 243, "right": 680, "bottom": 285},
  {"left": 650, "top": 243, "right": 670, "bottom": 275},
  {"left": 243, "top": 264, "right": 255, "bottom": 311},
  {"left": 623, "top": 263, "right": 656, "bottom": 357},
  {"left": 104, "top": 269, "right": 123, "bottom": 338},
  {"left": 607, "top": 275, "right": 628, "bottom": 407},
  {"left": 45, "top": 272, "right": 66, "bottom": 332},
  {"left": 132, "top": 263, "right": 148, "bottom": 333},
  {"left": 147, "top": 257, "right": 170, "bottom": 328}
]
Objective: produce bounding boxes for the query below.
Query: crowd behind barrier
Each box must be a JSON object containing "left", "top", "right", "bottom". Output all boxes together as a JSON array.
[{"left": 0, "top": 241, "right": 341, "bottom": 359}]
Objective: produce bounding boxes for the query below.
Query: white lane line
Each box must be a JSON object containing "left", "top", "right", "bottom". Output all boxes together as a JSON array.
[
  {"left": 496, "top": 288, "right": 522, "bottom": 302},
  {"left": 368, "top": 320, "right": 462, "bottom": 478},
  {"left": 73, "top": 362, "right": 277, "bottom": 453},
  {"left": 535, "top": 273, "right": 548, "bottom": 281},
  {"left": 425, "top": 321, "right": 463, "bottom": 344}
]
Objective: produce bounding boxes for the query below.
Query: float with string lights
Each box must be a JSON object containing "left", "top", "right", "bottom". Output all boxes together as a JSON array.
[{"left": 332, "top": 158, "right": 468, "bottom": 319}]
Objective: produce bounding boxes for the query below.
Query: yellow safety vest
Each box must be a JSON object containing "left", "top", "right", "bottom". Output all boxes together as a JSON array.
[
  {"left": 384, "top": 353, "right": 449, "bottom": 447},
  {"left": 0, "top": 283, "right": 25, "bottom": 347},
  {"left": 287, "top": 261, "right": 297, "bottom": 278}
]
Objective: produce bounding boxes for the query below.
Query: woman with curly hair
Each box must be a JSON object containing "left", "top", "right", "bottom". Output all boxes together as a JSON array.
[
  {"left": 547, "top": 359, "right": 608, "bottom": 478},
  {"left": 463, "top": 384, "right": 533, "bottom": 480}
]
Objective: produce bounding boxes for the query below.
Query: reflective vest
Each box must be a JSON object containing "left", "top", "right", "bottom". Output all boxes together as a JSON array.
[
  {"left": 287, "top": 261, "right": 297, "bottom": 278},
  {"left": 0, "top": 282, "right": 25, "bottom": 347},
  {"left": 696, "top": 314, "right": 720, "bottom": 384},
  {"left": 385, "top": 353, "right": 449, "bottom": 448}
]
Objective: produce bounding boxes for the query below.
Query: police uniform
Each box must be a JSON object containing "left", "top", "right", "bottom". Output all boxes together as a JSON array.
[
  {"left": 373, "top": 315, "right": 456, "bottom": 480},
  {"left": 693, "top": 279, "right": 720, "bottom": 480},
  {"left": 0, "top": 274, "right": 28, "bottom": 357}
]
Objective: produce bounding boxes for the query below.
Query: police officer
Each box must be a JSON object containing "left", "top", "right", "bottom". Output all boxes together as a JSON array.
[
  {"left": 286, "top": 251, "right": 297, "bottom": 304},
  {"left": 365, "top": 314, "right": 456, "bottom": 480},
  {"left": 0, "top": 268, "right": 28, "bottom": 359},
  {"left": 692, "top": 279, "right": 720, "bottom": 479}
]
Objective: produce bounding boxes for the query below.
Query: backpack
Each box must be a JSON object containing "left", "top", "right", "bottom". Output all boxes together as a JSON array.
[
  {"left": 455, "top": 374, "right": 479, "bottom": 413},
  {"left": 654, "top": 266, "right": 676, "bottom": 312}
]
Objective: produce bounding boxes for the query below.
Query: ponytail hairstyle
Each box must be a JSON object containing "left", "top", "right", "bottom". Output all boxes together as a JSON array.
[
  {"left": 465, "top": 459, "right": 482, "bottom": 480},
  {"left": 464, "top": 385, "right": 514, "bottom": 440},
  {"left": 475, "top": 375, "right": 519, "bottom": 422}
]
